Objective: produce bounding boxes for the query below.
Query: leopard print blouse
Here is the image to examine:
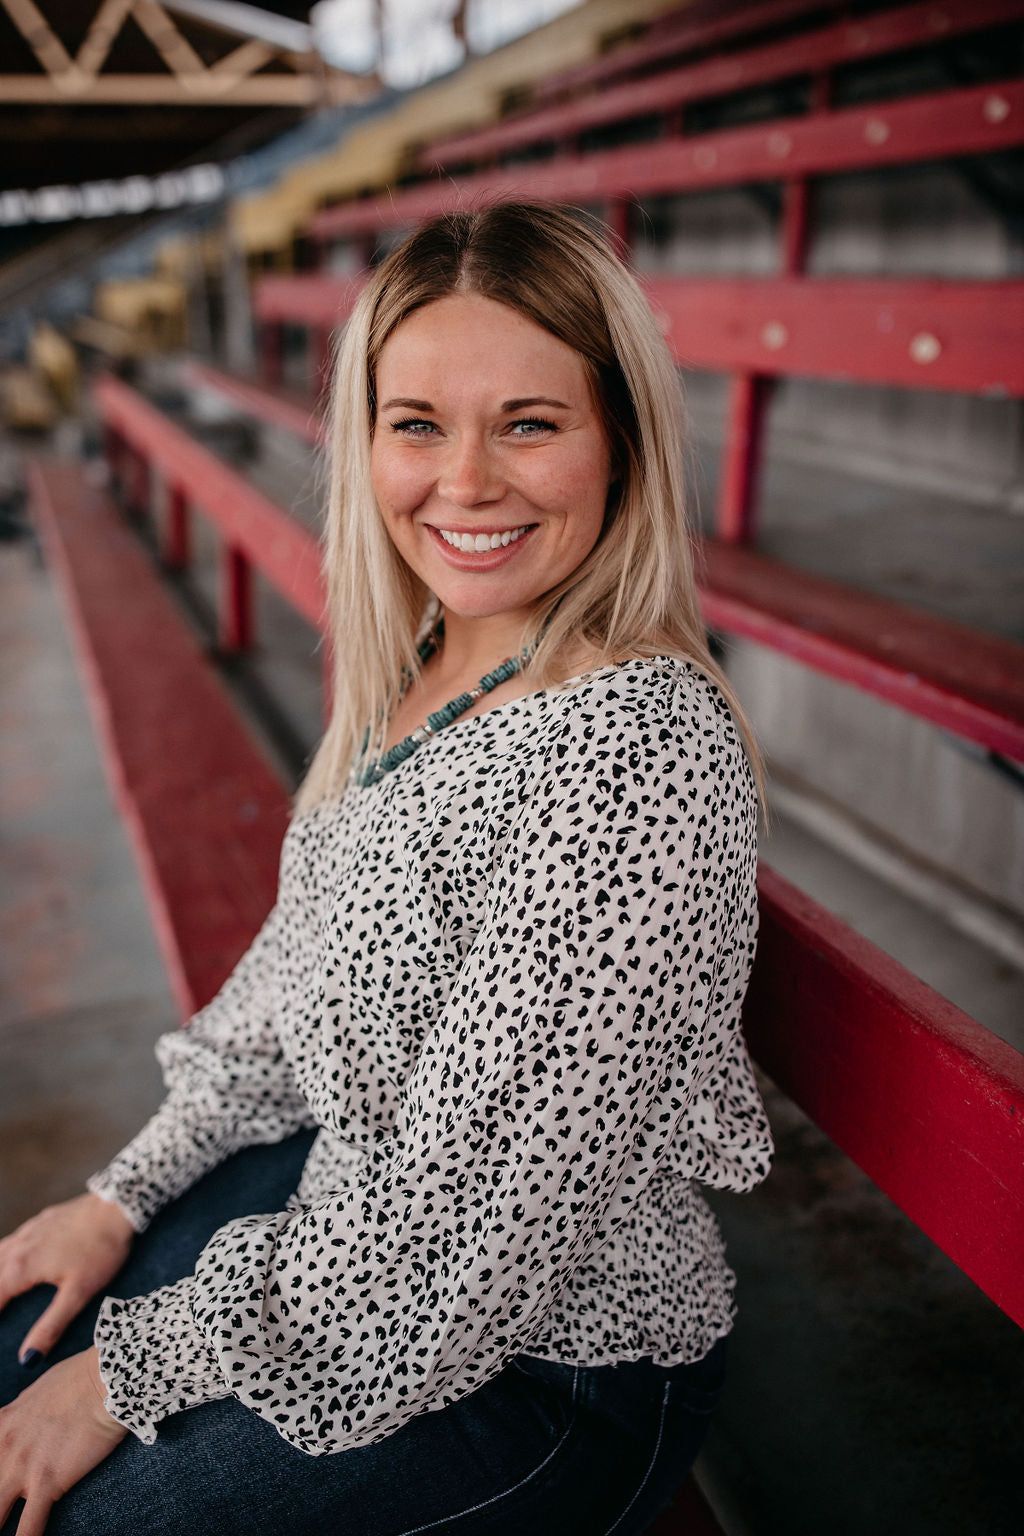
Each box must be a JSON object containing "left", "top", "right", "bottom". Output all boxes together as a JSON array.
[{"left": 89, "top": 658, "right": 772, "bottom": 1455}]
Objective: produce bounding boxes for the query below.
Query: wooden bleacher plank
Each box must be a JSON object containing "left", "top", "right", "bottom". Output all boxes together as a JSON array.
[
  {"left": 181, "top": 359, "right": 322, "bottom": 445},
  {"left": 310, "top": 77, "right": 1024, "bottom": 242},
  {"left": 254, "top": 268, "right": 1024, "bottom": 401},
  {"left": 252, "top": 271, "right": 363, "bottom": 328},
  {"left": 749, "top": 865, "right": 1024, "bottom": 1330},
  {"left": 533, "top": 0, "right": 834, "bottom": 104},
  {"left": 94, "top": 373, "right": 326, "bottom": 630},
  {"left": 649, "top": 276, "right": 1024, "bottom": 396},
  {"left": 699, "top": 541, "right": 1024, "bottom": 762},
  {"left": 425, "top": 0, "right": 1024, "bottom": 167},
  {"left": 28, "top": 460, "right": 291, "bottom": 1018}
]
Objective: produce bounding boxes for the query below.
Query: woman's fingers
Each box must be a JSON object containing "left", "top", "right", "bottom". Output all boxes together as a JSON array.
[
  {"left": 0, "top": 1351, "right": 127, "bottom": 1535},
  {"left": 10, "top": 1493, "right": 52, "bottom": 1536},
  {"left": 0, "top": 1196, "right": 134, "bottom": 1351},
  {"left": 18, "top": 1282, "right": 90, "bottom": 1364}
]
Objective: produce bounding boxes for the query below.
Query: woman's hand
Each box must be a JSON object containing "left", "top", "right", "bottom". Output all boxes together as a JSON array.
[
  {"left": 0, "top": 1347, "right": 128, "bottom": 1535},
  {"left": 0, "top": 1194, "right": 134, "bottom": 1363}
]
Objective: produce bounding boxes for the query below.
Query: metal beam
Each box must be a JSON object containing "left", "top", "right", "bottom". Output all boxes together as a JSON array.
[
  {"left": 164, "top": 0, "right": 314, "bottom": 53},
  {"left": 0, "top": 72, "right": 370, "bottom": 103}
]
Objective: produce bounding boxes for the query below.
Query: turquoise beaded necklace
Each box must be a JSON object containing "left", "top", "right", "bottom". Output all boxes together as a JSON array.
[{"left": 355, "top": 629, "right": 530, "bottom": 787}]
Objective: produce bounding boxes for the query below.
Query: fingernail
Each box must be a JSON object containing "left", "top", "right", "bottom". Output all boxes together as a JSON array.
[{"left": 18, "top": 1348, "right": 43, "bottom": 1368}]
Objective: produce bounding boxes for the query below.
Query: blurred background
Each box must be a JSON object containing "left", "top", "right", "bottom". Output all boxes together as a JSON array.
[{"left": 0, "top": 3, "right": 1022, "bottom": 1533}]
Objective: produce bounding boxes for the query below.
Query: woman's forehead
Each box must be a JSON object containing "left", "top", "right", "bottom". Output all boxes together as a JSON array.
[{"left": 375, "top": 293, "right": 590, "bottom": 399}]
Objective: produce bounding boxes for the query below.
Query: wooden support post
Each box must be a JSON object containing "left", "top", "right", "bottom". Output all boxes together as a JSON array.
[
  {"left": 164, "top": 485, "right": 191, "bottom": 570},
  {"left": 129, "top": 450, "right": 151, "bottom": 521},
  {"left": 782, "top": 72, "right": 830, "bottom": 277},
  {"left": 260, "top": 320, "right": 283, "bottom": 386},
  {"left": 781, "top": 178, "right": 811, "bottom": 277},
  {"left": 103, "top": 425, "right": 122, "bottom": 498},
  {"left": 220, "top": 545, "right": 254, "bottom": 652},
  {"left": 716, "top": 372, "right": 770, "bottom": 544},
  {"left": 606, "top": 195, "right": 632, "bottom": 258},
  {"left": 313, "top": 325, "right": 333, "bottom": 398}
]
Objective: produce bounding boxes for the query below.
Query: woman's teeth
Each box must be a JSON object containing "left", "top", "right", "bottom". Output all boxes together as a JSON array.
[{"left": 437, "top": 526, "right": 531, "bottom": 552}]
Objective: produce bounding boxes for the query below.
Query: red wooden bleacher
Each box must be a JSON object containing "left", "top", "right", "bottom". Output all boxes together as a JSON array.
[
  {"left": 423, "top": 0, "right": 1024, "bottom": 168},
  {"left": 27, "top": 460, "right": 290, "bottom": 1019},
  {"left": 531, "top": 0, "right": 840, "bottom": 105},
  {"left": 181, "top": 358, "right": 324, "bottom": 445},
  {"left": 310, "top": 79, "right": 1024, "bottom": 237},
  {"left": 98, "top": 372, "right": 325, "bottom": 651}
]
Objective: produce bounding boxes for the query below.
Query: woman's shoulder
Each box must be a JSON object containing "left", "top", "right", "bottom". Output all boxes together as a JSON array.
[
  {"left": 552, "top": 655, "right": 740, "bottom": 742},
  {"left": 541, "top": 654, "right": 756, "bottom": 802}
]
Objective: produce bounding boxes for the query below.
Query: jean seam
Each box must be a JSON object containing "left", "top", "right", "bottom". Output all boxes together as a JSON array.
[
  {"left": 393, "top": 1367, "right": 580, "bottom": 1536},
  {"left": 600, "top": 1380, "right": 671, "bottom": 1536}
]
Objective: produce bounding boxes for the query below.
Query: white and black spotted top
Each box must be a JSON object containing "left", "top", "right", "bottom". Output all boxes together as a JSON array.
[{"left": 89, "top": 658, "right": 772, "bottom": 1457}]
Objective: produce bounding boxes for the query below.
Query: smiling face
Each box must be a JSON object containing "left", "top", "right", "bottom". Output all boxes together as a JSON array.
[{"left": 370, "top": 292, "right": 613, "bottom": 632}]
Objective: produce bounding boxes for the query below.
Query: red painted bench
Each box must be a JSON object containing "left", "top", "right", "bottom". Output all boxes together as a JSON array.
[
  {"left": 422, "top": 0, "right": 1024, "bottom": 168},
  {"left": 27, "top": 459, "right": 290, "bottom": 1021},
  {"left": 180, "top": 358, "right": 325, "bottom": 446},
  {"left": 530, "top": 0, "right": 839, "bottom": 106}
]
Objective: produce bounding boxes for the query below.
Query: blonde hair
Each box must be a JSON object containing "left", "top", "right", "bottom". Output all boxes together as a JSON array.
[{"left": 297, "top": 202, "right": 762, "bottom": 810}]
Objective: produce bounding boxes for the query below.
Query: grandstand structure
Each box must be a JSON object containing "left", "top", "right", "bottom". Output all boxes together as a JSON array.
[{"left": 5, "top": 2, "right": 1024, "bottom": 1533}]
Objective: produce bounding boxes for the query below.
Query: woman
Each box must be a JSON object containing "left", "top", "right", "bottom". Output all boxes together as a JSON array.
[{"left": 0, "top": 203, "right": 772, "bottom": 1535}]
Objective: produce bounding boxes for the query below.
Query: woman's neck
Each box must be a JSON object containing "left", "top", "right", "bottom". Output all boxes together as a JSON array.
[{"left": 428, "top": 608, "right": 534, "bottom": 687}]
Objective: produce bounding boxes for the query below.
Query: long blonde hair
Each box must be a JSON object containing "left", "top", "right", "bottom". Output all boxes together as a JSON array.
[{"left": 297, "top": 201, "right": 761, "bottom": 810}]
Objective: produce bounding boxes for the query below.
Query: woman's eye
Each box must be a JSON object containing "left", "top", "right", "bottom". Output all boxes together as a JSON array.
[
  {"left": 391, "top": 417, "right": 437, "bottom": 436},
  {"left": 509, "top": 417, "right": 557, "bottom": 437}
]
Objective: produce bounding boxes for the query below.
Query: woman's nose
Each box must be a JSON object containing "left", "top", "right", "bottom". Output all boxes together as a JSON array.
[{"left": 437, "top": 435, "right": 504, "bottom": 507}]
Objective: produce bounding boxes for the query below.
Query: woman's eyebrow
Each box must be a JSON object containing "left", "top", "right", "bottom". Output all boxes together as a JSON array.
[
  {"left": 503, "top": 396, "right": 571, "bottom": 411},
  {"left": 379, "top": 394, "right": 573, "bottom": 413}
]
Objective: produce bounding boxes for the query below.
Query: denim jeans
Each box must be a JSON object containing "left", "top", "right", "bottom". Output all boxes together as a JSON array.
[{"left": 0, "top": 1134, "right": 725, "bottom": 1536}]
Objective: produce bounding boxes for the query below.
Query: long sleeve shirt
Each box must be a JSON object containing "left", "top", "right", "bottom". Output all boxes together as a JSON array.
[{"left": 89, "top": 657, "right": 772, "bottom": 1456}]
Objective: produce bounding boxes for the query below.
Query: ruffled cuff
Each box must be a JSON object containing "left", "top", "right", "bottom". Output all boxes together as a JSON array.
[
  {"left": 94, "top": 1277, "right": 230, "bottom": 1444},
  {"left": 85, "top": 1106, "right": 213, "bottom": 1233},
  {"left": 85, "top": 1170, "right": 147, "bottom": 1234}
]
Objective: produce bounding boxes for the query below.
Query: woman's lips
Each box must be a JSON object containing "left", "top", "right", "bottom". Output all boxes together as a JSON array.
[{"left": 425, "top": 523, "right": 538, "bottom": 570}]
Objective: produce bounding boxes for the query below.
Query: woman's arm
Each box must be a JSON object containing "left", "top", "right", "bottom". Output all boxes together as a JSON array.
[
  {"left": 91, "top": 669, "right": 768, "bottom": 1456},
  {"left": 87, "top": 887, "right": 315, "bottom": 1233}
]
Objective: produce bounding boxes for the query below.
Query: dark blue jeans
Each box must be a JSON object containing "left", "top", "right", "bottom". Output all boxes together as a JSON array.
[{"left": 0, "top": 1134, "right": 725, "bottom": 1536}]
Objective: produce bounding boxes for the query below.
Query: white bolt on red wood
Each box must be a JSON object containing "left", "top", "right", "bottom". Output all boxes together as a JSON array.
[
  {"left": 693, "top": 145, "right": 718, "bottom": 171},
  {"left": 864, "top": 118, "right": 890, "bottom": 146},
  {"left": 909, "top": 332, "right": 942, "bottom": 364},
  {"left": 767, "top": 132, "right": 792, "bottom": 158},
  {"left": 984, "top": 95, "right": 1011, "bottom": 124},
  {"left": 761, "top": 321, "right": 788, "bottom": 351}
]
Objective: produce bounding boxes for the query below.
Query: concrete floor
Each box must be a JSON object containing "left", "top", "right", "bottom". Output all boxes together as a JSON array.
[
  {"left": 2, "top": 398, "right": 1022, "bottom": 1532},
  {"left": 0, "top": 535, "right": 172, "bottom": 1233}
]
